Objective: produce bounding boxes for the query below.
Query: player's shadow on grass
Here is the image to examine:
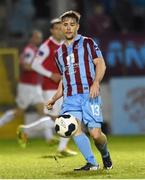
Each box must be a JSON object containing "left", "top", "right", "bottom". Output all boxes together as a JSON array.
[
  {"left": 56, "top": 169, "right": 114, "bottom": 178},
  {"left": 40, "top": 154, "right": 69, "bottom": 159}
]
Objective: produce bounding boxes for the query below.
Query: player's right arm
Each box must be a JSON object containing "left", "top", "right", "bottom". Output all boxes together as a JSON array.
[
  {"left": 47, "top": 80, "right": 63, "bottom": 110},
  {"left": 32, "top": 43, "right": 60, "bottom": 83}
]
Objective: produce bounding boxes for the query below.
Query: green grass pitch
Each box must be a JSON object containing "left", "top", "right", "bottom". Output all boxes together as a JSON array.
[{"left": 0, "top": 136, "right": 145, "bottom": 179}]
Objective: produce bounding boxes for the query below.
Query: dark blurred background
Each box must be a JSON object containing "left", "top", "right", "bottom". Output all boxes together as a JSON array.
[
  {"left": 0, "top": 0, "right": 144, "bottom": 40},
  {"left": 0, "top": 0, "right": 145, "bottom": 138}
]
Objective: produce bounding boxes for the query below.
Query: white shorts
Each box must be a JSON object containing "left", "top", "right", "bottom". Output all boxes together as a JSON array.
[
  {"left": 43, "top": 90, "right": 63, "bottom": 116},
  {"left": 16, "top": 83, "right": 44, "bottom": 110}
]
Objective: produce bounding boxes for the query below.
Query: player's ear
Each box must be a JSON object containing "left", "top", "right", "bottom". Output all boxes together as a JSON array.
[
  {"left": 50, "top": 28, "right": 53, "bottom": 34},
  {"left": 77, "top": 24, "right": 80, "bottom": 31}
]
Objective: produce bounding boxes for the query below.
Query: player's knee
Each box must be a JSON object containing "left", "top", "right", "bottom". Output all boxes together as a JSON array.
[
  {"left": 74, "top": 119, "right": 82, "bottom": 136},
  {"left": 92, "top": 133, "right": 101, "bottom": 140},
  {"left": 37, "top": 109, "right": 44, "bottom": 116},
  {"left": 35, "top": 103, "right": 44, "bottom": 115},
  {"left": 91, "top": 129, "right": 102, "bottom": 140}
]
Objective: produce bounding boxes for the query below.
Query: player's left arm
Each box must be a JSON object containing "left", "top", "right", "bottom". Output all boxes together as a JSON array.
[
  {"left": 90, "top": 57, "right": 106, "bottom": 98},
  {"left": 20, "top": 48, "right": 35, "bottom": 71},
  {"left": 93, "top": 57, "right": 106, "bottom": 82}
]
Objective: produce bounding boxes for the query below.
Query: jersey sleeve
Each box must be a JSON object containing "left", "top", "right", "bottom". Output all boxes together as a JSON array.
[
  {"left": 55, "top": 51, "right": 63, "bottom": 75},
  {"left": 87, "top": 38, "right": 103, "bottom": 60},
  {"left": 32, "top": 43, "right": 52, "bottom": 78},
  {"left": 35, "top": 43, "right": 50, "bottom": 63},
  {"left": 21, "top": 48, "right": 35, "bottom": 64}
]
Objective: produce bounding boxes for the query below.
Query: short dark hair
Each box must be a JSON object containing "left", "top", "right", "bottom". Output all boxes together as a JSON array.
[
  {"left": 50, "top": 18, "right": 61, "bottom": 28},
  {"left": 60, "top": 10, "right": 81, "bottom": 23}
]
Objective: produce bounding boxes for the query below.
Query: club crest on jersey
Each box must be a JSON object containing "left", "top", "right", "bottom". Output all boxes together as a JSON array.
[
  {"left": 38, "top": 51, "right": 44, "bottom": 56},
  {"left": 66, "top": 53, "right": 75, "bottom": 65},
  {"left": 24, "top": 53, "right": 31, "bottom": 58},
  {"left": 94, "top": 45, "right": 99, "bottom": 51}
]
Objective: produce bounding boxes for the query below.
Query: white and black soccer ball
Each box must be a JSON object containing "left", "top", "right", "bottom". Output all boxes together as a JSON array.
[{"left": 55, "top": 114, "right": 78, "bottom": 137}]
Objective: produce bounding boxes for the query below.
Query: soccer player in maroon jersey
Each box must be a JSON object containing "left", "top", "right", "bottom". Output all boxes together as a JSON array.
[{"left": 47, "top": 11, "right": 112, "bottom": 171}]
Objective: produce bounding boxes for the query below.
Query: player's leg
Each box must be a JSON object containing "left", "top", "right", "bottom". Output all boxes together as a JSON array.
[
  {"left": 55, "top": 98, "right": 77, "bottom": 156},
  {"left": 83, "top": 95, "right": 112, "bottom": 169},
  {"left": 35, "top": 102, "right": 45, "bottom": 116},
  {"left": 89, "top": 127, "right": 112, "bottom": 169},
  {"left": 17, "top": 116, "right": 55, "bottom": 147},
  {"left": 0, "top": 107, "right": 24, "bottom": 127},
  {"left": 72, "top": 120, "right": 99, "bottom": 170},
  {"left": 43, "top": 90, "right": 77, "bottom": 156},
  {"left": 17, "top": 114, "right": 75, "bottom": 155},
  {"left": 19, "top": 85, "right": 50, "bottom": 136},
  {"left": 22, "top": 85, "right": 59, "bottom": 142},
  {"left": 34, "top": 102, "right": 56, "bottom": 141},
  {"left": 61, "top": 95, "right": 99, "bottom": 170},
  {"left": 0, "top": 83, "right": 29, "bottom": 127},
  {"left": 57, "top": 137, "right": 78, "bottom": 156},
  {"left": 17, "top": 84, "right": 44, "bottom": 146},
  {"left": 10, "top": 83, "right": 37, "bottom": 127},
  {"left": 17, "top": 117, "right": 56, "bottom": 147},
  {"left": 42, "top": 90, "right": 56, "bottom": 141},
  {"left": 19, "top": 116, "right": 54, "bottom": 131}
]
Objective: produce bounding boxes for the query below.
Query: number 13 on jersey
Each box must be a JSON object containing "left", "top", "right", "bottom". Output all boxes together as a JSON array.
[{"left": 90, "top": 104, "right": 100, "bottom": 116}]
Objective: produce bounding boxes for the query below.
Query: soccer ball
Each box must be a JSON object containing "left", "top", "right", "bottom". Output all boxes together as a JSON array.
[{"left": 55, "top": 114, "right": 78, "bottom": 137}]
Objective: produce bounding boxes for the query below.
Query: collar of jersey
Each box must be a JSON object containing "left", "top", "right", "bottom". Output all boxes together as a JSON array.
[
  {"left": 49, "top": 36, "right": 62, "bottom": 45},
  {"left": 74, "top": 34, "right": 81, "bottom": 41}
]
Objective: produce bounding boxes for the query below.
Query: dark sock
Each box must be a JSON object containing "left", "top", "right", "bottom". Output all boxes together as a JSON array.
[{"left": 95, "top": 142, "right": 109, "bottom": 158}]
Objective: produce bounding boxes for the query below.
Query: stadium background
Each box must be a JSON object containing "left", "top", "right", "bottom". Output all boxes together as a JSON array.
[{"left": 0, "top": 0, "right": 145, "bottom": 138}]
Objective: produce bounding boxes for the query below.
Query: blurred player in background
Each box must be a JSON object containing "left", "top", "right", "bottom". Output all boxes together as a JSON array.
[
  {"left": 47, "top": 11, "right": 112, "bottom": 171},
  {"left": 0, "top": 30, "right": 44, "bottom": 127},
  {"left": 17, "top": 18, "right": 77, "bottom": 156}
]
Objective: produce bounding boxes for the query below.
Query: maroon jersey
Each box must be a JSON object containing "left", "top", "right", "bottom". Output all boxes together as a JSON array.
[{"left": 55, "top": 34, "right": 103, "bottom": 96}]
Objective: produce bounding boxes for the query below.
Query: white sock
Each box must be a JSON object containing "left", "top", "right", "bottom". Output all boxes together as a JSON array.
[
  {"left": 22, "top": 116, "right": 55, "bottom": 133},
  {"left": 44, "top": 128, "right": 54, "bottom": 141},
  {"left": 57, "top": 137, "right": 70, "bottom": 152},
  {"left": 0, "top": 110, "right": 15, "bottom": 127},
  {"left": 43, "top": 117, "right": 55, "bottom": 140}
]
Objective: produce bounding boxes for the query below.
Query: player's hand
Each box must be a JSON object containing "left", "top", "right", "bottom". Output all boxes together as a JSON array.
[
  {"left": 46, "top": 99, "right": 55, "bottom": 110},
  {"left": 50, "top": 73, "right": 61, "bottom": 83},
  {"left": 89, "top": 81, "right": 100, "bottom": 98}
]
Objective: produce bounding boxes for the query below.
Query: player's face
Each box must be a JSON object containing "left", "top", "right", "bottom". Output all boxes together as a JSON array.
[
  {"left": 33, "top": 32, "right": 43, "bottom": 46},
  {"left": 51, "top": 23, "right": 62, "bottom": 41},
  {"left": 61, "top": 17, "right": 79, "bottom": 40}
]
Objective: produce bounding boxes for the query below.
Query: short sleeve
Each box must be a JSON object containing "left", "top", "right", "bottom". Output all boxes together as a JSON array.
[
  {"left": 87, "top": 38, "right": 103, "bottom": 59},
  {"left": 36, "top": 43, "right": 50, "bottom": 63},
  {"left": 22, "top": 48, "right": 35, "bottom": 64}
]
